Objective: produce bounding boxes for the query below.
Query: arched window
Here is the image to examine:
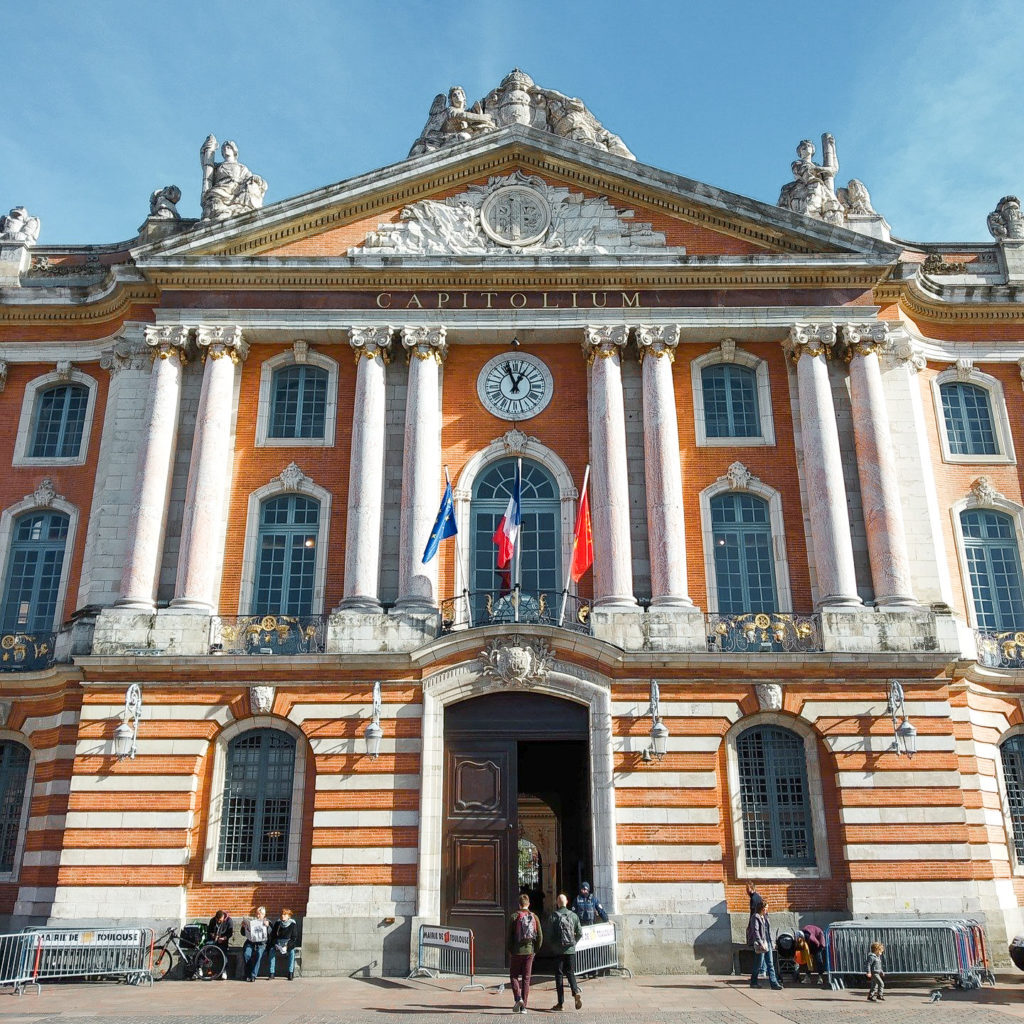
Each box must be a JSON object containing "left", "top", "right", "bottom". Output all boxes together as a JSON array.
[
  {"left": 710, "top": 493, "right": 776, "bottom": 613},
  {"left": 941, "top": 382, "right": 998, "bottom": 457},
  {"left": 269, "top": 365, "right": 328, "bottom": 440},
  {"left": 736, "top": 725, "right": 814, "bottom": 868},
  {"left": 0, "top": 741, "right": 30, "bottom": 874},
  {"left": 251, "top": 495, "right": 320, "bottom": 615},
  {"left": 1, "top": 511, "right": 70, "bottom": 632},
  {"left": 471, "top": 459, "right": 560, "bottom": 621},
  {"left": 1001, "top": 734, "right": 1024, "bottom": 863},
  {"left": 960, "top": 509, "right": 1024, "bottom": 631},
  {"left": 30, "top": 384, "right": 89, "bottom": 459},
  {"left": 702, "top": 364, "right": 760, "bottom": 438},
  {"left": 217, "top": 729, "right": 296, "bottom": 872}
]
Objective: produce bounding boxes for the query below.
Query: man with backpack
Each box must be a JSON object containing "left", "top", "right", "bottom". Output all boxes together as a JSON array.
[
  {"left": 507, "top": 893, "right": 543, "bottom": 1013},
  {"left": 547, "top": 893, "right": 583, "bottom": 1011}
]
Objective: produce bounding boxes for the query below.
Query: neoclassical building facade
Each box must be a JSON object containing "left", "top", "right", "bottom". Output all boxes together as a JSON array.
[{"left": 2, "top": 71, "right": 1024, "bottom": 973}]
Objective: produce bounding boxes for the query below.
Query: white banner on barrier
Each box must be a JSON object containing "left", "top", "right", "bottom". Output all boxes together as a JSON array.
[
  {"left": 576, "top": 923, "right": 615, "bottom": 952},
  {"left": 421, "top": 926, "right": 472, "bottom": 951},
  {"left": 35, "top": 930, "right": 143, "bottom": 947}
]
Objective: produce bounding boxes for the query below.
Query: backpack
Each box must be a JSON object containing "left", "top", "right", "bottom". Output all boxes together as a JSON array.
[
  {"left": 515, "top": 911, "right": 537, "bottom": 945},
  {"left": 556, "top": 911, "right": 576, "bottom": 950}
]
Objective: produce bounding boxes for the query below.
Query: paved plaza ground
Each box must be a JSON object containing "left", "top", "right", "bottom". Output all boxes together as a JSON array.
[{"left": 2, "top": 972, "right": 1024, "bottom": 1024}]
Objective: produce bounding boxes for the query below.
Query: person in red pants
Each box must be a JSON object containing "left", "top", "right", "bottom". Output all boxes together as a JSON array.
[{"left": 508, "top": 893, "right": 543, "bottom": 1013}]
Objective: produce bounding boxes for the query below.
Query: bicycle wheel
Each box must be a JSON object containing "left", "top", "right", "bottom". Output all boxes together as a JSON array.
[
  {"left": 195, "top": 944, "right": 227, "bottom": 980},
  {"left": 151, "top": 946, "right": 176, "bottom": 981}
]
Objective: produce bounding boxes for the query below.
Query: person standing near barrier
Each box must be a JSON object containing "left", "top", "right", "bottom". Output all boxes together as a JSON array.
[
  {"left": 208, "top": 910, "right": 234, "bottom": 980},
  {"left": 746, "top": 895, "right": 782, "bottom": 990},
  {"left": 866, "top": 941, "right": 885, "bottom": 1001},
  {"left": 795, "top": 925, "right": 827, "bottom": 986},
  {"left": 547, "top": 893, "right": 583, "bottom": 1011},
  {"left": 508, "top": 893, "right": 543, "bottom": 1013},
  {"left": 571, "top": 882, "right": 607, "bottom": 925},
  {"left": 268, "top": 909, "right": 298, "bottom": 981},
  {"left": 241, "top": 906, "right": 270, "bottom": 982}
]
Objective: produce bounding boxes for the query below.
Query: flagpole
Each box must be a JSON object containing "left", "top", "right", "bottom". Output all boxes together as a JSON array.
[
  {"left": 514, "top": 457, "right": 522, "bottom": 623},
  {"left": 559, "top": 463, "right": 591, "bottom": 627},
  {"left": 444, "top": 465, "right": 472, "bottom": 629}
]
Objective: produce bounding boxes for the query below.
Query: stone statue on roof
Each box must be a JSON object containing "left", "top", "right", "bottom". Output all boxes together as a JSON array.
[
  {"left": 199, "top": 136, "right": 268, "bottom": 221},
  {"left": 0, "top": 207, "right": 40, "bottom": 244},
  {"left": 408, "top": 69, "right": 635, "bottom": 160},
  {"left": 987, "top": 195, "right": 1024, "bottom": 240},
  {"left": 777, "top": 134, "right": 845, "bottom": 225}
]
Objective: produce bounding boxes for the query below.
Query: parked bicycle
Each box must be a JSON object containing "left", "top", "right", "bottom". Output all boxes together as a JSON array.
[{"left": 151, "top": 926, "right": 227, "bottom": 981}]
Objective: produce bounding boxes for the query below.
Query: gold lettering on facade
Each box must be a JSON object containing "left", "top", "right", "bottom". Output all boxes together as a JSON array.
[
  {"left": 591, "top": 292, "right": 607, "bottom": 308},
  {"left": 376, "top": 293, "right": 392, "bottom": 308},
  {"left": 437, "top": 292, "right": 450, "bottom": 309},
  {"left": 571, "top": 292, "right": 578, "bottom": 308},
  {"left": 482, "top": 292, "right": 498, "bottom": 308},
  {"left": 406, "top": 294, "right": 423, "bottom": 309},
  {"left": 621, "top": 292, "right": 640, "bottom": 307},
  {"left": 510, "top": 292, "right": 527, "bottom": 309},
  {"left": 542, "top": 292, "right": 559, "bottom": 308}
]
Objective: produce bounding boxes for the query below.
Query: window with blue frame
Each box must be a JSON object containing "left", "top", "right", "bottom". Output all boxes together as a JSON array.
[
  {"left": 30, "top": 384, "right": 89, "bottom": 458},
  {"left": 0, "top": 511, "right": 69, "bottom": 632},
  {"left": 269, "top": 365, "right": 328, "bottom": 440},
  {"left": 736, "top": 725, "right": 814, "bottom": 868},
  {"left": 0, "top": 741, "right": 30, "bottom": 873},
  {"left": 941, "top": 382, "right": 998, "bottom": 456},
  {"left": 701, "top": 364, "right": 760, "bottom": 438},
  {"left": 1001, "top": 734, "right": 1024, "bottom": 864},
  {"left": 217, "top": 730, "right": 295, "bottom": 871},
  {"left": 710, "top": 493, "right": 776, "bottom": 613},
  {"left": 961, "top": 509, "right": 1024, "bottom": 631},
  {"left": 251, "top": 495, "right": 320, "bottom": 615}
]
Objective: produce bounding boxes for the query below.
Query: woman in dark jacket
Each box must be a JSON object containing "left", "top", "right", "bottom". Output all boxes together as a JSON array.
[
  {"left": 208, "top": 910, "right": 233, "bottom": 980},
  {"left": 268, "top": 909, "right": 299, "bottom": 981},
  {"left": 746, "top": 895, "right": 782, "bottom": 990}
]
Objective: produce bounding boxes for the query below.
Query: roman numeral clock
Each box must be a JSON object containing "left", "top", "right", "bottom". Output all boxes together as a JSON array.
[{"left": 477, "top": 352, "right": 554, "bottom": 421}]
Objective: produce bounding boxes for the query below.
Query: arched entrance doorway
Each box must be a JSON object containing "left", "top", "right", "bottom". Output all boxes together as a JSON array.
[{"left": 442, "top": 692, "right": 591, "bottom": 972}]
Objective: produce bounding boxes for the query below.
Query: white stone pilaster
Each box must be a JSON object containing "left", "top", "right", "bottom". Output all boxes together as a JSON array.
[
  {"left": 116, "top": 326, "right": 189, "bottom": 610},
  {"left": 583, "top": 326, "right": 635, "bottom": 607},
  {"left": 395, "top": 326, "right": 446, "bottom": 611},
  {"left": 171, "top": 326, "right": 246, "bottom": 612},
  {"left": 843, "top": 323, "right": 916, "bottom": 606},
  {"left": 787, "top": 325, "right": 860, "bottom": 607},
  {"left": 636, "top": 325, "right": 692, "bottom": 607},
  {"left": 340, "top": 326, "right": 393, "bottom": 610}
]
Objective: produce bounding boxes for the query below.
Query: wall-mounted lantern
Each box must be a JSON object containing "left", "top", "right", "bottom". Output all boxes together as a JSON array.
[
  {"left": 113, "top": 683, "right": 142, "bottom": 760},
  {"left": 364, "top": 680, "right": 382, "bottom": 759},
  {"left": 887, "top": 678, "right": 917, "bottom": 759},
  {"left": 641, "top": 679, "right": 669, "bottom": 762}
]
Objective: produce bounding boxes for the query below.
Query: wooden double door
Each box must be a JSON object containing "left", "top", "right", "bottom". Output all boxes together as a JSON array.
[{"left": 442, "top": 692, "right": 590, "bottom": 972}]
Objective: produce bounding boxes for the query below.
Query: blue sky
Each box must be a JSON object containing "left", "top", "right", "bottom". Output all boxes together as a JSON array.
[{"left": 7, "top": 0, "right": 1024, "bottom": 245}]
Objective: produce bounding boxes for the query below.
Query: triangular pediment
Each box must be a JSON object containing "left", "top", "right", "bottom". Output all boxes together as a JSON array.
[{"left": 133, "top": 126, "right": 900, "bottom": 269}]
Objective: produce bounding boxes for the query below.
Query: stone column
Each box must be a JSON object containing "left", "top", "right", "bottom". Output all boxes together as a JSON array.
[
  {"left": 636, "top": 325, "right": 693, "bottom": 607},
  {"left": 395, "top": 326, "right": 446, "bottom": 611},
  {"left": 583, "top": 326, "right": 635, "bottom": 607},
  {"left": 116, "top": 326, "right": 189, "bottom": 610},
  {"left": 843, "top": 323, "right": 916, "bottom": 606},
  {"left": 340, "top": 326, "right": 392, "bottom": 610},
  {"left": 171, "top": 326, "right": 247, "bottom": 612},
  {"left": 787, "top": 324, "right": 861, "bottom": 607}
]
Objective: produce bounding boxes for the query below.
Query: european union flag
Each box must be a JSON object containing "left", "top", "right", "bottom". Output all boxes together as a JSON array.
[{"left": 421, "top": 481, "right": 457, "bottom": 563}]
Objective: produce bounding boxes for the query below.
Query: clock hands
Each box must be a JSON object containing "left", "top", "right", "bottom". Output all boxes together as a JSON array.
[{"left": 504, "top": 363, "right": 526, "bottom": 395}]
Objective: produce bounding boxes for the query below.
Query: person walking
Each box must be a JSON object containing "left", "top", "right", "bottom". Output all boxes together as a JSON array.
[
  {"left": 268, "top": 908, "right": 299, "bottom": 981},
  {"left": 207, "top": 909, "right": 234, "bottom": 980},
  {"left": 508, "top": 893, "right": 543, "bottom": 1014},
  {"left": 547, "top": 893, "right": 583, "bottom": 1011},
  {"left": 571, "top": 882, "right": 607, "bottom": 925},
  {"left": 746, "top": 895, "right": 782, "bottom": 990},
  {"left": 241, "top": 906, "right": 270, "bottom": 982},
  {"left": 866, "top": 941, "right": 885, "bottom": 1001}
]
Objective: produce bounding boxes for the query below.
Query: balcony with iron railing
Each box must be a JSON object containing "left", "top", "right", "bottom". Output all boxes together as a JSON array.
[
  {"left": 975, "top": 629, "right": 1024, "bottom": 669},
  {"left": 209, "top": 614, "right": 328, "bottom": 656},
  {"left": 0, "top": 631, "right": 57, "bottom": 671},
  {"left": 705, "top": 612, "right": 823, "bottom": 654},
  {"left": 440, "top": 588, "right": 592, "bottom": 635}
]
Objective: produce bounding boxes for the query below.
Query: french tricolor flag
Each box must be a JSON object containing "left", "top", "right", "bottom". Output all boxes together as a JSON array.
[{"left": 492, "top": 461, "right": 522, "bottom": 569}]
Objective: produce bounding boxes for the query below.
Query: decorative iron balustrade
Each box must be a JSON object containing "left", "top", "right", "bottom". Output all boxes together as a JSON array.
[
  {"left": 440, "top": 589, "right": 592, "bottom": 635},
  {"left": 0, "top": 632, "right": 56, "bottom": 671},
  {"left": 210, "top": 615, "right": 327, "bottom": 656},
  {"left": 705, "top": 612, "right": 822, "bottom": 653},
  {"left": 976, "top": 629, "right": 1024, "bottom": 669}
]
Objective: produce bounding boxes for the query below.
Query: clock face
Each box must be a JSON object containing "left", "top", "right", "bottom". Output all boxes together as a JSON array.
[{"left": 477, "top": 352, "right": 553, "bottom": 421}]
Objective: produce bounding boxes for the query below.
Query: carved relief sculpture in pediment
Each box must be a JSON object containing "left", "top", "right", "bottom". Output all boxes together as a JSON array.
[{"left": 478, "top": 635, "right": 554, "bottom": 688}]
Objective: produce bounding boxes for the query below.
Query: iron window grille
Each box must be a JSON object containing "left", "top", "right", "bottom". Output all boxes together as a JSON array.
[
  {"left": 702, "top": 364, "right": 760, "bottom": 438},
  {"left": 1, "top": 511, "right": 69, "bottom": 632},
  {"left": 736, "top": 725, "right": 815, "bottom": 868},
  {"left": 1001, "top": 734, "right": 1024, "bottom": 863},
  {"left": 961, "top": 509, "right": 1024, "bottom": 631},
  {"left": 217, "top": 729, "right": 296, "bottom": 871},
  {"left": 710, "top": 493, "right": 777, "bottom": 614},
  {"left": 0, "top": 741, "right": 30, "bottom": 873},
  {"left": 29, "top": 384, "right": 89, "bottom": 459},
  {"left": 941, "top": 382, "right": 999, "bottom": 456},
  {"left": 269, "top": 365, "right": 328, "bottom": 440},
  {"left": 251, "top": 495, "right": 320, "bottom": 616}
]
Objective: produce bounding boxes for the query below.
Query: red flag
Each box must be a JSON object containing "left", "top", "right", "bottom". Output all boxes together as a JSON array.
[{"left": 570, "top": 485, "right": 593, "bottom": 583}]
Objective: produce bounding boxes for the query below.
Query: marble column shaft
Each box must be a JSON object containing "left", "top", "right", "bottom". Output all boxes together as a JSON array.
[
  {"left": 396, "top": 326, "right": 446, "bottom": 610},
  {"left": 172, "top": 326, "right": 246, "bottom": 612},
  {"left": 637, "top": 325, "right": 692, "bottom": 606},
  {"left": 584, "top": 325, "right": 635, "bottom": 607},
  {"left": 117, "top": 326, "right": 189, "bottom": 610},
  {"left": 341, "top": 326, "right": 392, "bottom": 609},
  {"left": 844, "top": 325, "right": 916, "bottom": 605},
  {"left": 789, "top": 325, "right": 861, "bottom": 607}
]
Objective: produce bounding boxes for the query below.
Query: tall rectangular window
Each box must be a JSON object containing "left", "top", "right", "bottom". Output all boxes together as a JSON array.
[
  {"left": 702, "top": 365, "right": 760, "bottom": 438},
  {"left": 941, "top": 382, "right": 998, "bottom": 456},
  {"left": 30, "top": 385, "right": 89, "bottom": 459},
  {"left": 269, "top": 366, "right": 328, "bottom": 440}
]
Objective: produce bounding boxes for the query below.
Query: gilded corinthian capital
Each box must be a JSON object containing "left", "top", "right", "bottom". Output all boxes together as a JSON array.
[
  {"left": 841, "top": 321, "right": 891, "bottom": 360},
  {"left": 196, "top": 325, "right": 247, "bottom": 363},
  {"left": 349, "top": 325, "right": 394, "bottom": 363},
  {"left": 785, "top": 323, "right": 837, "bottom": 362},
  {"left": 143, "top": 324, "right": 190, "bottom": 363},
  {"left": 401, "top": 325, "right": 447, "bottom": 362},
  {"left": 582, "top": 324, "right": 629, "bottom": 364},
  {"left": 635, "top": 324, "right": 680, "bottom": 362}
]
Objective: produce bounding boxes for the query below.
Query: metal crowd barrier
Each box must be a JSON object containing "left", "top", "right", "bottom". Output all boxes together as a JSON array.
[
  {"left": 0, "top": 933, "right": 39, "bottom": 995},
  {"left": 575, "top": 922, "right": 631, "bottom": 979},
  {"left": 409, "top": 924, "right": 483, "bottom": 992},
  {"left": 826, "top": 919, "right": 995, "bottom": 990},
  {"left": 13, "top": 927, "right": 155, "bottom": 992}
]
